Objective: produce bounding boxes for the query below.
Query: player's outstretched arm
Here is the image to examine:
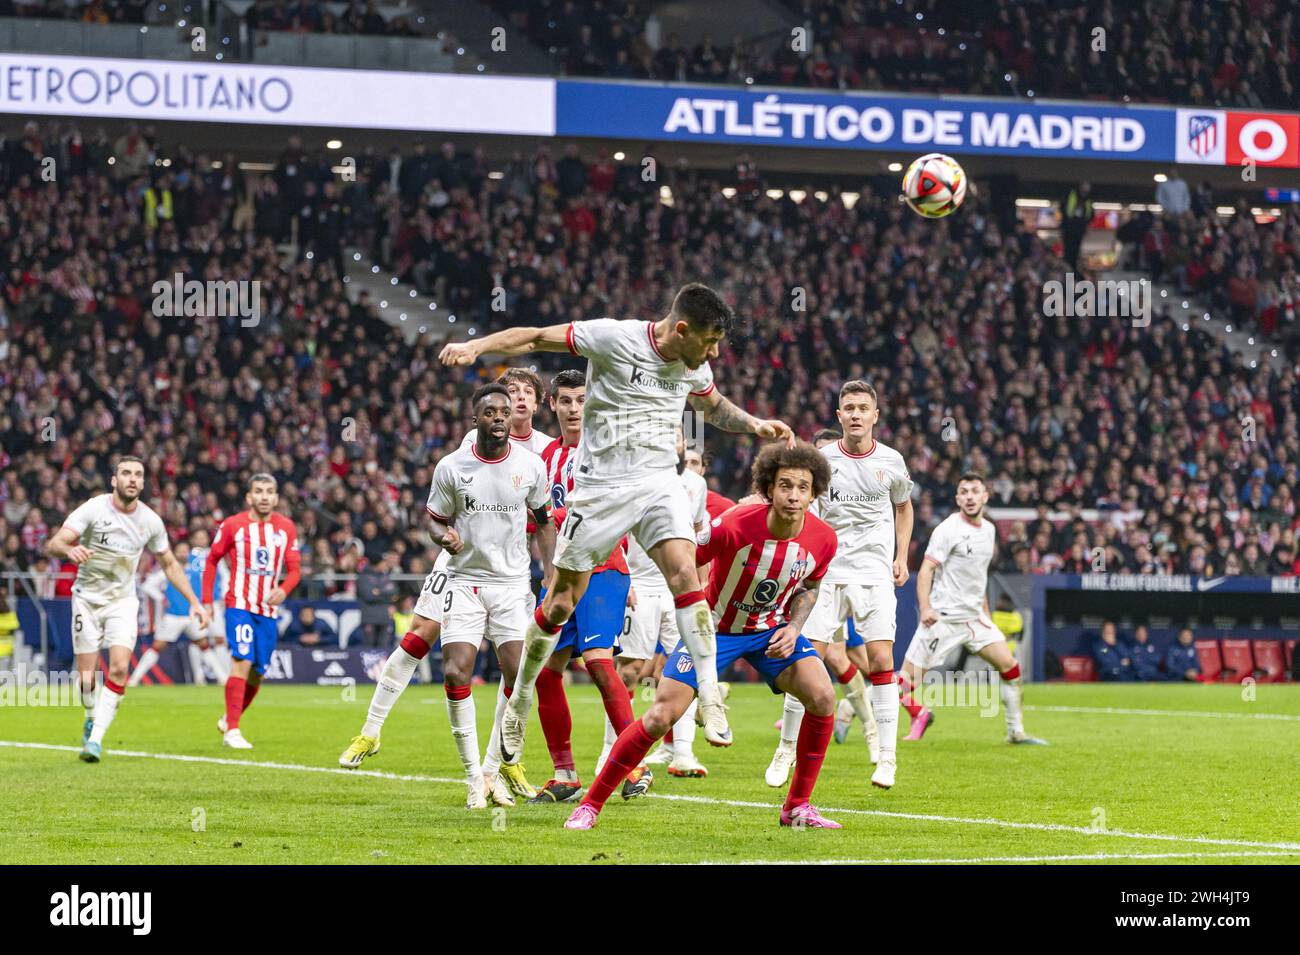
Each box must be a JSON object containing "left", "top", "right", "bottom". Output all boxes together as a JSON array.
[
  {"left": 438, "top": 324, "right": 571, "bottom": 365},
  {"left": 157, "top": 548, "right": 212, "bottom": 629},
  {"left": 688, "top": 388, "right": 794, "bottom": 446}
]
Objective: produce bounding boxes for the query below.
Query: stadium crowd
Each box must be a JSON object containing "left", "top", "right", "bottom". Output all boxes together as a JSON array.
[
  {"left": 495, "top": 0, "right": 1298, "bottom": 110},
  {"left": 5, "top": 0, "right": 433, "bottom": 42},
  {"left": 1, "top": 124, "right": 1298, "bottom": 605},
  {"left": 7, "top": 0, "right": 1295, "bottom": 110}
]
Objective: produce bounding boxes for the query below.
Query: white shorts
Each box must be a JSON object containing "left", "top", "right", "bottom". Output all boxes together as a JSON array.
[
  {"left": 555, "top": 476, "right": 694, "bottom": 573},
  {"left": 414, "top": 568, "right": 451, "bottom": 625},
  {"left": 904, "top": 616, "right": 1004, "bottom": 671},
  {"left": 439, "top": 580, "right": 531, "bottom": 649},
  {"left": 153, "top": 613, "right": 204, "bottom": 645},
  {"left": 804, "top": 582, "right": 896, "bottom": 645},
  {"left": 621, "top": 586, "right": 681, "bottom": 660},
  {"left": 71, "top": 595, "right": 139, "bottom": 656}
]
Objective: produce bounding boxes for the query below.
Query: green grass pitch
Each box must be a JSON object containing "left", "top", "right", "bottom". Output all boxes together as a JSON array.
[{"left": 3, "top": 680, "right": 1298, "bottom": 864}]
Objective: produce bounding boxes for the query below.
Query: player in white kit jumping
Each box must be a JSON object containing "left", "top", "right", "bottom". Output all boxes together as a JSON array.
[
  {"left": 900, "top": 473, "right": 1047, "bottom": 746},
  {"left": 45, "top": 456, "right": 211, "bottom": 762},
  {"left": 766, "top": 381, "right": 914, "bottom": 791},
  {"left": 439, "top": 283, "right": 794, "bottom": 766}
]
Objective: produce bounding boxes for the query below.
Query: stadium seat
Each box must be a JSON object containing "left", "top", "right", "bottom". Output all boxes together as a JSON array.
[
  {"left": 1252, "top": 641, "right": 1286, "bottom": 683},
  {"left": 1219, "top": 639, "right": 1254, "bottom": 683},
  {"left": 1060, "top": 655, "right": 1097, "bottom": 682},
  {"left": 1194, "top": 641, "right": 1223, "bottom": 682}
]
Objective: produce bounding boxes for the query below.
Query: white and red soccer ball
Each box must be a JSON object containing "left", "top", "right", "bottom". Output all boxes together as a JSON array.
[{"left": 901, "top": 152, "right": 968, "bottom": 218}]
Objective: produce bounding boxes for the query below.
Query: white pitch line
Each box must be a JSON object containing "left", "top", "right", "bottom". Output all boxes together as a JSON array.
[
  {"left": 1026, "top": 704, "right": 1300, "bottom": 722},
  {"left": 694, "top": 850, "right": 1299, "bottom": 866},
  {"left": 7, "top": 738, "right": 1300, "bottom": 852}
]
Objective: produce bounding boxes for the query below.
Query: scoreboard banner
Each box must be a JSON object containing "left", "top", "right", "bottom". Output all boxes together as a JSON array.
[
  {"left": 0, "top": 52, "right": 555, "bottom": 134},
  {"left": 556, "top": 80, "right": 1300, "bottom": 169},
  {"left": 3, "top": 54, "right": 1296, "bottom": 168}
]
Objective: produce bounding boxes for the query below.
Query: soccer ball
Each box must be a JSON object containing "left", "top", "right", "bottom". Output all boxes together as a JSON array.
[{"left": 901, "top": 153, "right": 967, "bottom": 218}]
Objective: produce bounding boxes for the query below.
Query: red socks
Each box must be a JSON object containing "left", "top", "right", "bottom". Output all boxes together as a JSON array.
[
  {"left": 1002, "top": 664, "right": 1021, "bottom": 681},
  {"left": 673, "top": 590, "right": 706, "bottom": 608},
  {"left": 784, "top": 711, "right": 833, "bottom": 812},
  {"left": 223, "top": 675, "right": 262, "bottom": 730},
  {"left": 837, "top": 663, "right": 859, "bottom": 685},
  {"left": 536, "top": 667, "right": 575, "bottom": 773},
  {"left": 399, "top": 631, "right": 431, "bottom": 658},
  {"left": 224, "top": 676, "right": 245, "bottom": 730},
  {"left": 534, "top": 606, "right": 562, "bottom": 635},
  {"left": 587, "top": 658, "right": 634, "bottom": 735},
  {"left": 900, "top": 691, "right": 923, "bottom": 719},
  {"left": 581, "top": 719, "right": 657, "bottom": 812}
]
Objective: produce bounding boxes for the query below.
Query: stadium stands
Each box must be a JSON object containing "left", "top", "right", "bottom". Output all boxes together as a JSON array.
[
  {"left": 489, "top": 0, "right": 1299, "bottom": 110},
  {"left": 0, "top": 125, "right": 1297, "bottom": 589}
]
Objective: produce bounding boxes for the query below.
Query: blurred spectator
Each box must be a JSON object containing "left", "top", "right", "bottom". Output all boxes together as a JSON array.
[
  {"left": 283, "top": 605, "right": 338, "bottom": 647},
  {"left": 1156, "top": 169, "right": 1190, "bottom": 217},
  {"left": 0, "top": 591, "right": 18, "bottom": 667},
  {"left": 1164, "top": 626, "right": 1201, "bottom": 681},
  {"left": 356, "top": 552, "right": 398, "bottom": 647},
  {"left": 1130, "top": 624, "right": 1162, "bottom": 680},
  {"left": 1093, "top": 621, "right": 1134, "bottom": 681}
]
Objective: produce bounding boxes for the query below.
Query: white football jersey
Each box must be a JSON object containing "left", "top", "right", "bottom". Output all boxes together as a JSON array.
[
  {"left": 60, "top": 494, "right": 169, "bottom": 605},
  {"left": 923, "top": 511, "right": 996, "bottom": 621},
  {"left": 458, "top": 427, "right": 553, "bottom": 456},
  {"left": 816, "top": 440, "right": 913, "bottom": 586},
  {"left": 426, "top": 443, "right": 549, "bottom": 585},
  {"left": 565, "top": 318, "right": 715, "bottom": 487},
  {"left": 626, "top": 468, "right": 708, "bottom": 589}
]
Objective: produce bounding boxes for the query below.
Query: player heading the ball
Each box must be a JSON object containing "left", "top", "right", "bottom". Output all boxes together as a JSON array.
[{"left": 439, "top": 283, "right": 795, "bottom": 766}]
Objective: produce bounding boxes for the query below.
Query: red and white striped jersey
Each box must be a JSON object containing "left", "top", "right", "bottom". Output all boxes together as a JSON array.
[
  {"left": 697, "top": 502, "right": 837, "bottom": 634},
  {"left": 203, "top": 512, "right": 301, "bottom": 618},
  {"left": 541, "top": 437, "right": 629, "bottom": 575}
]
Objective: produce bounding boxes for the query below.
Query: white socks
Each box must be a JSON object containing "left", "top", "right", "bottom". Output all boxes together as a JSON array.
[
  {"left": 362, "top": 645, "right": 422, "bottom": 738},
  {"left": 186, "top": 644, "right": 207, "bottom": 685},
  {"left": 595, "top": 712, "right": 618, "bottom": 776},
  {"left": 673, "top": 700, "right": 698, "bottom": 755},
  {"left": 481, "top": 681, "right": 510, "bottom": 779},
  {"left": 779, "top": 693, "right": 804, "bottom": 749},
  {"left": 843, "top": 670, "right": 874, "bottom": 726},
  {"left": 1001, "top": 672, "right": 1025, "bottom": 736},
  {"left": 445, "top": 690, "right": 481, "bottom": 784},
  {"left": 674, "top": 600, "right": 719, "bottom": 699},
  {"left": 870, "top": 675, "right": 899, "bottom": 760},
  {"left": 80, "top": 673, "right": 97, "bottom": 718},
  {"left": 510, "top": 617, "right": 562, "bottom": 712},
  {"left": 200, "top": 646, "right": 227, "bottom": 683},
  {"left": 88, "top": 682, "right": 124, "bottom": 745},
  {"left": 129, "top": 647, "right": 160, "bottom": 686}
]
